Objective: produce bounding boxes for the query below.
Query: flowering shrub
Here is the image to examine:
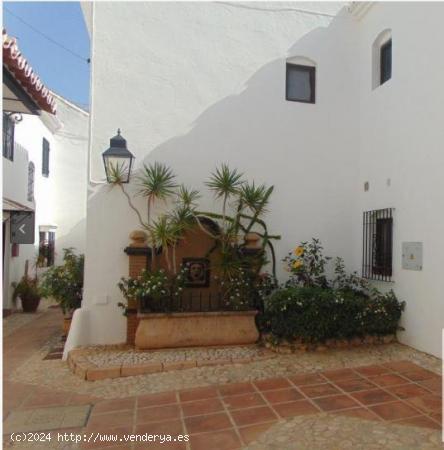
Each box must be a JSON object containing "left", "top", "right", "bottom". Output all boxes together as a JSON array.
[
  {"left": 261, "top": 238, "right": 405, "bottom": 342},
  {"left": 262, "top": 287, "right": 404, "bottom": 342},
  {"left": 118, "top": 267, "right": 186, "bottom": 313},
  {"left": 40, "top": 248, "right": 84, "bottom": 314}
]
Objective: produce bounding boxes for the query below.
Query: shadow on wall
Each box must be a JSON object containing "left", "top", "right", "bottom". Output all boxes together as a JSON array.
[
  {"left": 54, "top": 218, "right": 87, "bottom": 265},
  {"left": 88, "top": 14, "right": 357, "bottom": 280}
]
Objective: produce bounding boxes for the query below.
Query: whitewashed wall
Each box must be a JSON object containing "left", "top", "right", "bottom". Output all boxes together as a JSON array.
[
  {"left": 2, "top": 96, "right": 88, "bottom": 309},
  {"left": 350, "top": 2, "right": 444, "bottom": 358},
  {"left": 78, "top": 2, "right": 358, "bottom": 347},
  {"left": 77, "top": 2, "right": 443, "bottom": 358}
]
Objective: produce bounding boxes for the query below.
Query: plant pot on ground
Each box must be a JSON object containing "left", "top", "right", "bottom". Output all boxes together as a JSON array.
[
  {"left": 12, "top": 276, "right": 41, "bottom": 313},
  {"left": 40, "top": 248, "right": 84, "bottom": 336}
]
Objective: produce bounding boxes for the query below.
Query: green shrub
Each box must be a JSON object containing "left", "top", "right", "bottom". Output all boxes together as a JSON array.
[{"left": 261, "top": 286, "right": 404, "bottom": 343}]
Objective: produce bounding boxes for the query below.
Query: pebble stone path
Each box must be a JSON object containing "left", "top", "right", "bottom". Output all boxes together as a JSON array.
[{"left": 3, "top": 306, "right": 443, "bottom": 450}]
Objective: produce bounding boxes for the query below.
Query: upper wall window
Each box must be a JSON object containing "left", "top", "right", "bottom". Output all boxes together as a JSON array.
[
  {"left": 286, "top": 63, "right": 316, "bottom": 104},
  {"left": 372, "top": 29, "right": 392, "bottom": 89},
  {"left": 42, "top": 138, "right": 50, "bottom": 177},
  {"left": 3, "top": 113, "right": 15, "bottom": 161},
  {"left": 380, "top": 39, "right": 392, "bottom": 85}
]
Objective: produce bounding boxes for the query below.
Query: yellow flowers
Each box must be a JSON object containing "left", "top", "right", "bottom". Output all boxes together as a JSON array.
[
  {"left": 292, "top": 260, "right": 303, "bottom": 269},
  {"left": 294, "top": 246, "right": 304, "bottom": 257}
]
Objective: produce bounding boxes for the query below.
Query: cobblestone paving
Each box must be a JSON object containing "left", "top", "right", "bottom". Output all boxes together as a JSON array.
[
  {"left": 245, "top": 413, "right": 443, "bottom": 450},
  {"left": 3, "top": 308, "right": 443, "bottom": 450}
]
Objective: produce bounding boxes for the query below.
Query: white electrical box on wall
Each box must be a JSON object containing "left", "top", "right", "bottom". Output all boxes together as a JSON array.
[{"left": 402, "top": 242, "right": 423, "bottom": 271}]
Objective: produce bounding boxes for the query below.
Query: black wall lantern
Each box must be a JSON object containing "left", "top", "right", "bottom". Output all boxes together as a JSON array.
[{"left": 102, "top": 129, "right": 135, "bottom": 183}]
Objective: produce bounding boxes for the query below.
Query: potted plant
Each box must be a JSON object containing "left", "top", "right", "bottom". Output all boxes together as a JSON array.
[
  {"left": 40, "top": 248, "right": 84, "bottom": 336},
  {"left": 12, "top": 276, "right": 41, "bottom": 313}
]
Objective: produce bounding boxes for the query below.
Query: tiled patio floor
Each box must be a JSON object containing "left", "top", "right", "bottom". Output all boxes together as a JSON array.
[{"left": 3, "top": 308, "right": 442, "bottom": 449}]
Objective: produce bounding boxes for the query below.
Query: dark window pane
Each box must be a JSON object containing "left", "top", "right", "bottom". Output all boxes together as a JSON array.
[
  {"left": 362, "top": 209, "right": 393, "bottom": 281},
  {"left": 42, "top": 138, "right": 50, "bottom": 177},
  {"left": 3, "top": 113, "right": 15, "bottom": 161},
  {"left": 286, "top": 64, "right": 315, "bottom": 103},
  {"left": 380, "top": 39, "right": 392, "bottom": 85}
]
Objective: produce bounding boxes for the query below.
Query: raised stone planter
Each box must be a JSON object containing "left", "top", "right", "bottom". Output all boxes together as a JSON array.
[
  {"left": 263, "top": 333, "right": 397, "bottom": 353},
  {"left": 135, "top": 310, "right": 259, "bottom": 349}
]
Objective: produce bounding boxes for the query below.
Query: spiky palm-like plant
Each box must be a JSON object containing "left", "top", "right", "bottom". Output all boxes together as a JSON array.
[
  {"left": 240, "top": 182, "right": 274, "bottom": 233},
  {"left": 137, "top": 162, "right": 177, "bottom": 225},
  {"left": 176, "top": 184, "right": 201, "bottom": 209},
  {"left": 205, "top": 164, "right": 244, "bottom": 231},
  {"left": 149, "top": 216, "right": 178, "bottom": 272}
]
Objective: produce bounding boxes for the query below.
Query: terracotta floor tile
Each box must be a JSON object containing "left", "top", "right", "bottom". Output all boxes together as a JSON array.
[
  {"left": 314, "top": 394, "right": 360, "bottom": 412},
  {"left": 136, "top": 404, "right": 181, "bottom": 424},
  {"left": 395, "top": 415, "right": 442, "bottom": 430},
  {"left": 322, "top": 368, "right": 361, "bottom": 382},
  {"left": 406, "top": 394, "right": 442, "bottom": 414},
  {"left": 382, "top": 360, "right": 422, "bottom": 373},
  {"left": 185, "top": 412, "right": 232, "bottom": 434},
  {"left": 86, "top": 410, "right": 134, "bottom": 430},
  {"left": 188, "top": 429, "right": 241, "bottom": 450},
  {"left": 261, "top": 388, "right": 304, "bottom": 404},
  {"left": 92, "top": 398, "right": 136, "bottom": 414},
  {"left": 418, "top": 378, "right": 442, "bottom": 394},
  {"left": 351, "top": 389, "right": 397, "bottom": 406},
  {"left": 181, "top": 398, "right": 224, "bottom": 417},
  {"left": 333, "top": 378, "right": 377, "bottom": 393},
  {"left": 218, "top": 382, "right": 255, "bottom": 397},
  {"left": 238, "top": 422, "right": 276, "bottom": 445},
  {"left": 179, "top": 386, "right": 218, "bottom": 402},
  {"left": 68, "top": 393, "right": 101, "bottom": 406},
  {"left": 370, "top": 374, "right": 410, "bottom": 387},
  {"left": 370, "top": 401, "right": 421, "bottom": 421},
  {"left": 289, "top": 373, "right": 327, "bottom": 386},
  {"left": 222, "top": 393, "right": 265, "bottom": 410},
  {"left": 21, "top": 388, "right": 69, "bottom": 408},
  {"left": 354, "top": 365, "right": 391, "bottom": 377},
  {"left": 272, "top": 400, "right": 319, "bottom": 418},
  {"left": 430, "top": 412, "right": 442, "bottom": 424},
  {"left": 403, "top": 369, "right": 439, "bottom": 382},
  {"left": 299, "top": 383, "right": 340, "bottom": 398},
  {"left": 137, "top": 391, "right": 177, "bottom": 408},
  {"left": 230, "top": 406, "right": 277, "bottom": 426},
  {"left": 253, "top": 377, "right": 291, "bottom": 391},
  {"left": 334, "top": 407, "right": 380, "bottom": 421},
  {"left": 134, "top": 441, "right": 187, "bottom": 450},
  {"left": 135, "top": 419, "right": 184, "bottom": 435},
  {"left": 387, "top": 383, "right": 430, "bottom": 399}
]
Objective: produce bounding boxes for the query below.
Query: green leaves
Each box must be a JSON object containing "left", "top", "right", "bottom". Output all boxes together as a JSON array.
[
  {"left": 176, "top": 184, "right": 201, "bottom": 209},
  {"left": 106, "top": 161, "right": 128, "bottom": 185},
  {"left": 206, "top": 163, "right": 244, "bottom": 199},
  {"left": 137, "top": 162, "right": 177, "bottom": 202},
  {"left": 240, "top": 182, "right": 273, "bottom": 215}
]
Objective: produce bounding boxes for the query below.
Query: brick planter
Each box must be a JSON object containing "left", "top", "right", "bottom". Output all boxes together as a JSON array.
[{"left": 135, "top": 310, "right": 259, "bottom": 350}]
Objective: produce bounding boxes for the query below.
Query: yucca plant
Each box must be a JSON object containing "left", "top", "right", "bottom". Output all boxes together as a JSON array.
[
  {"left": 137, "top": 162, "right": 177, "bottom": 225},
  {"left": 240, "top": 182, "right": 274, "bottom": 233},
  {"left": 149, "top": 216, "right": 178, "bottom": 272},
  {"left": 206, "top": 164, "right": 244, "bottom": 231},
  {"left": 176, "top": 184, "right": 201, "bottom": 209}
]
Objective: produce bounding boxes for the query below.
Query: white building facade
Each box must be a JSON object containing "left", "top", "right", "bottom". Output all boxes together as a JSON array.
[
  {"left": 76, "top": 2, "right": 443, "bottom": 358},
  {"left": 2, "top": 95, "right": 89, "bottom": 311}
]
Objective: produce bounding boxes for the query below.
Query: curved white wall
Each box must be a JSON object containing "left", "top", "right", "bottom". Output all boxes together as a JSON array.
[{"left": 80, "top": 2, "right": 443, "bottom": 357}]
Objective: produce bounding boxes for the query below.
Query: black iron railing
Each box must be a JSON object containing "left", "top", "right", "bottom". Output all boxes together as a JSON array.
[
  {"left": 362, "top": 208, "right": 393, "bottom": 282},
  {"left": 139, "top": 291, "right": 258, "bottom": 313}
]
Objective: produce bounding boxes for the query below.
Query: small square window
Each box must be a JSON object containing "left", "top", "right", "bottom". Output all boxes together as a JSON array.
[
  {"left": 286, "top": 63, "right": 315, "bottom": 104},
  {"left": 380, "top": 39, "right": 392, "bottom": 85}
]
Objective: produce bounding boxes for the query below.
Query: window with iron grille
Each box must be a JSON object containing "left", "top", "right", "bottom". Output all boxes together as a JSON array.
[
  {"left": 362, "top": 208, "right": 393, "bottom": 281},
  {"left": 39, "top": 231, "right": 55, "bottom": 266},
  {"left": 42, "top": 138, "right": 50, "bottom": 177},
  {"left": 3, "top": 113, "right": 15, "bottom": 161},
  {"left": 27, "top": 162, "right": 35, "bottom": 201},
  {"left": 380, "top": 39, "right": 392, "bottom": 85},
  {"left": 286, "top": 63, "right": 316, "bottom": 104}
]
